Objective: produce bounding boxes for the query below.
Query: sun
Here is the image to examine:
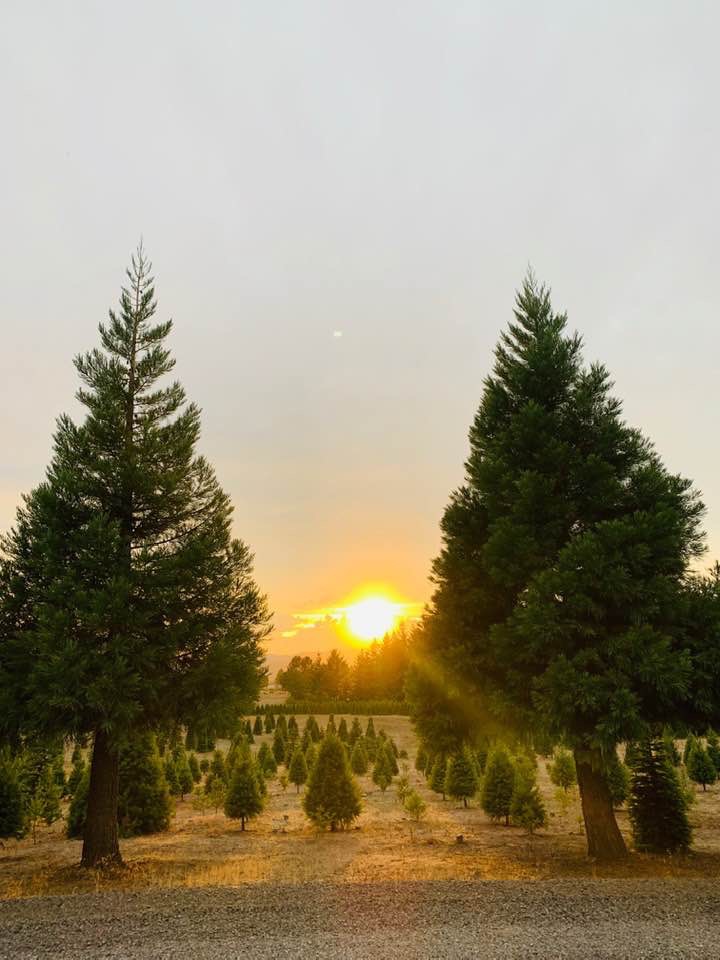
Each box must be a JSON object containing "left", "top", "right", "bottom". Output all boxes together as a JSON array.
[{"left": 345, "top": 595, "right": 402, "bottom": 642}]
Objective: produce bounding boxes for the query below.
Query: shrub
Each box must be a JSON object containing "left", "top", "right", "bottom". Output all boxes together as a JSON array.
[
  {"left": 629, "top": 738, "right": 691, "bottom": 853},
  {"left": 404, "top": 789, "right": 427, "bottom": 822}
]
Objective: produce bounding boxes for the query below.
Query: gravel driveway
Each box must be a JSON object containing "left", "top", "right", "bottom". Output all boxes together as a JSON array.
[{"left": 1, "top": 879, "right": 718, "bottom": 959}]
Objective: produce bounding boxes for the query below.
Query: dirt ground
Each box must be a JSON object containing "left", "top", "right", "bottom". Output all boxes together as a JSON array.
[{"left": 2, "top": 715, "right": 720, "bottom": 899}]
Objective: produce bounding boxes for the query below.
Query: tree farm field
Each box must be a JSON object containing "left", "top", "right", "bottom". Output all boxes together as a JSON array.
[{"left": 3, "top": 715, "right": 720, "bottom": 900}]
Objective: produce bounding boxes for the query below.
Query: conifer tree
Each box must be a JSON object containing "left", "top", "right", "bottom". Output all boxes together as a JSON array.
[
  {"left": 683, "top": 735, "right": 697, "bottom": 766},
  {"left": 384, "top": 741, "right": 399, "bottom": 776},
  {"left": 415, "top": 744, "right": 428, "bottom": 775},
  {"left": 35, "top": 763, "right": 62, "bottom": 825},
  {"left": 67, "top": 769, "right": 91, "bottom": 839},
  {"left": 0, "top": 751, "right": 26, "bottom": 839},
  {"left": 326, "top": 715, "right": 337, "bottom": 736},
  {"left": 409, "top": 275, "right": 705, "bottom": 860},
  {"left": 549, "top": 749, "right": 576, "bottom": 792},
  {"left": 67, "top": 744, "right": 86, "bottom": 796},
  {"left": 288, "top": 716, "right": 299, "bottom": 739},
  {"left": 209, "top": 749, "right": 228, "bottom": 784},
  {"left": 164, "top": 755, "right": 181, "bottom": 797},
  {"left": 118, "top": 731, "right": 172, "bottom": 836},
  {"left": 628, "top": 738, "right": 691, "bottom": 853},
  {"left": 300, "top": 728, "right": 312, "bottom": 752},
  {"left": 365, "top": 718, "right": 376, "bottom": 739},
  {"left": 428, "top": 756, "right": 447, "bottom": 800},
  {"left": 224, "top": 758, "right": 264, "bottom": 830},
  {"left": 510, "top": 776, "right": 546, "bottom": 833},
  {"left": 481, "top": 747, "right": 514, "bottom": 825},
  {"left": 174, "top": 748, "right": 194, "bottom": 799},
  {"left": 338, "top": 717, "right": 349, "bottom": 742},
  {"left": 404, "top": 789, "right": 427, "bottom": 823},
  {"left": 605, "top": 752, "right": 631, "bottom": 807},
  {"left": 253, "top": 715, "right": 263, "bottom": 736},
  {"left": 188, "top": 752, "right": 201, "bottom": 784},
  {"left": 257, "top": 742, "right": 277, "bottom": 776},
  {"left": 276, "top": 714, "right": 288, "bottom": 739},
  {"left": 303, "top": 734, "right": 361, "bottom": 830},
  {"left": 372, "top": 750, "right": 393, "bottom": 792},
  {"left": 0, "top": 247, "right": 270, "bottom": 866},
  {"left": 445, "top": 749, "right": 478, "bottom": 807},
  {"left": 272, "top": 729, "right": 287, "bottom": 766},
  {"left": 288, "top": 746, "right": 308, "bottom": 793},
  {"left": 350, "top": 740, "right": 369, "bottom": 775},
  {"left": 706, "top": 730, "right": 720, "bottom": 771},
  {"left": 687, "top": 744, "right": 717, "bottom": 791},
  {"left": 199, "top": 758, "right": 210, "bottom": 775},
  {"left": 308, "top": 716, "right": 321, "bottom": 742},
  {"left": 663, "top": 729, "right": 681, "bottom": 766},
  {"left": 349, "top": 717, "right": 363, "bottom": 745},
  {"left": 304, "top": 742, "right": 317, "bottom": 772}
]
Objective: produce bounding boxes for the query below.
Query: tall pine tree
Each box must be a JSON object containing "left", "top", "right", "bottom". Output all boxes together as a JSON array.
[
  {"left": 410, "top": 275, "right": 704, "bottom": 860},
  {"left": 0, "top": 247, "right": 270, "bottom": 866}
]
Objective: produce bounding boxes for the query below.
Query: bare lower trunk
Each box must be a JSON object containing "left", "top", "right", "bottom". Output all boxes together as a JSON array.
[
  {"left": 81, "top": 729, "right": 121, "bottom": 868},
  {"left": 574, "top": 748, "right": 627, "bottom": 861}
]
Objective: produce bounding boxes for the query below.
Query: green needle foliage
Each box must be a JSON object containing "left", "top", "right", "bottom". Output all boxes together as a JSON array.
[
  {"left": 288, "top": 747, "right": 308, "bottom": 793},
  {"left": 408, "top": 275, "right": 706, "bottom": 861},
  {"left": 0, "top": 246, "right": 270, "bottom": 867},
  {"left": 0, "top": 751, "right": 26, "bottom": 839},
  {"left": 687, "top": 744, "right": 717, "bottom": 791},
  {"left": 428, "top": 756, "right": 447, "bottom": 799},
  {"left": 605, "top": 752, "right": 631, "bottom": 808},
  {"left": 372, "top": 750, "right": 393, "bottom": 793},
  {"left": 188, "top": 752, "right": 201, "bottom": 784},
  {"left": 350, "top": 740, "right": 369, "bottom": 775},
  {"left": 272, "top": 730, "right": 287, "bottom": 766},
  {"left": 628, "top": 738, "right": 691, "bottom": 853},
  {"left": 481, "top": 747, "right": 515, "bottom": 825},
  {"left": 303, "top": 733, "right": 361, "bottom": 831},
  {"left": 548, "top": 749, "right": 576, "bottom": 792},
  {"left": 445, "top": 749, "right": 478, "bottom": 807},
  {"left": 224, "top": 758, "right": 264, "bottom": 830},
  {"left": 117, "top": 731, "right": 172, "bottom": 837}
]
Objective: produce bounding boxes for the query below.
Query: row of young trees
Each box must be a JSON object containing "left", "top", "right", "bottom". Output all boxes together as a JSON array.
[
  {"left": 276, "top": 627, "right": 411, "bottom": 702},
  {"left": 408, "top": 274, "right": 720, "bottom": 861},
  {"left": 0, "top": 248, "right": 271, "bottom": 866}
]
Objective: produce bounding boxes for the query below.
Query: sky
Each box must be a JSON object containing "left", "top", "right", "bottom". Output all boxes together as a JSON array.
[{"left": 2, "top": 2, "right": 719, "bottom": 657}]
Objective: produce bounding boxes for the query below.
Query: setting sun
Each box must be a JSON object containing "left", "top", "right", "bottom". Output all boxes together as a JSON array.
[{"left": 344, "top": 595, "right": 404, "bottom": 642}]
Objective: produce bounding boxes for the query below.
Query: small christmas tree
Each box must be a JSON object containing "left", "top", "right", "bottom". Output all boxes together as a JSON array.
[
  {"left": 429, "top": 756, "right": 447, "bottom": 799},
  {"left": 118, "top": 732, "right": 172, "bottom": 837},
  {"left": 365, "top": 718, "right": 376, "bottom": 739},
  {"left": 67, "top": 743, "right": 86, "bottom": 795},
  {"left": 663, "top": 728, "right": 681, "bottom": 766},
  {"left": 0, "top": 752, "right": 27, "bottom": 839},
  {"left": 199, "top": 758, "right": 210, "bottom": 775},
  {"left": 303, "top": 733, "right": 361, "bottom": 831},
  {"left": 67, "top": 769, "right": 90, "bottom": 839},
  {"left": 629, "top": 738, "right": 691, "bottom": 853},
  {"left": 35, "top": 763, "right": 62, "bottom": 825},
  {"left": 288, "top": 716, "right": 299, "bottom": 738},
  {"left": 349, "top": 718, "right": 363, "bottom": 745},
  {"left": 253, "top": 715, "right": 263, "bottom": 736},
  {"left": 384, "top": 741, "right": 399, "bottom": 776},
  {"left": 224, "top": 758, "right": 264, "bottom": 830},
  {"left": 326, "top": 715, "right": 337, "bottom": 736},
  {"left": 605, "top": 751, "right": 631, "bottom": 807},
  {"left": 350, "top": 740, "right": 369, "bottom": 775},
  {"left": 415, "top": 744, "right": 428, "bottom": 775},
  {"left": 372, "top": 750, "right": 393, "bottom": 792},
  {"left": 445, "top": 749, "right": 478, "bottom": 808},
  {"left": 481, "top": 746, "right": 515, "bottom": 825},
  {"left": 683, "top": 735, "right": 698, "bottom": 766},
  {"left": 403, "top": 789, "right": 427, "bottom": 823},
  {"left": 164, "top": 755, "right": 181, "bottom": 796},
  {"left": 209, "top": 749, "right": 228, "bottom": 784},
  {"left": 188, "top": 753, "right": 201, "bottom": 784},
  {"left": 304, "top": 742, "right": 317, "bottom": 772},
  {"left": 175, "top": 751, "right": 194, "bottom": 799},
  {"left": 706, "top": 730, "right": 720, "bottom": 771},
  {"left": 548, "top": 749, "right": 576, "bottom": 792},
  {"left": 264, "top": 713, "right": 274, "bottom": 734},
  {"left": 687, "top": 744, "right": 717, "bottom": 791},
  {"left": 257, "top": 742, "right": 278, "bottom": 776},
  {"left": 338, "top": 718, "right": 349, "bottom": 742},
  {"left": 276, "top": 714, "right": 288, "bottom": 739},
  {"left": 288, "top": 747, "right": 308, "bottom": 793},
  {"left": 272, "top": 730, "right": 287, "bottom": 766},
  {"left": 510, "top": 775, "right": 546, "bottom": 833}
]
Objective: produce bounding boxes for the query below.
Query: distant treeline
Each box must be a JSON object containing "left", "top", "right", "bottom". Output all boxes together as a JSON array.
[
  {"left": 275, "top": 625, "right": 411, "bottom": 703},
  {"left": 254, "top": 699, "right": 409, "bottom": 717}
]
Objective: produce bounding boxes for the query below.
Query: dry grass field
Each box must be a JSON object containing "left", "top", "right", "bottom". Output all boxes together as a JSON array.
[{"left": 2, "top": 715, "right": 720, "bottom": 900}]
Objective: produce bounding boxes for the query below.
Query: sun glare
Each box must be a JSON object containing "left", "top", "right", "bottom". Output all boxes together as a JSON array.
[{"left": 345, "top": 595, "right": 402, "bottom": 642}]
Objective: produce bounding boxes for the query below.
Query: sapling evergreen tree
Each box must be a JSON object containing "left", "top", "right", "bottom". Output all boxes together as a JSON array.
[
  {"left": 68, "top": 744, "right": 86, "bottom": 796},
  {"left": 303, "top": 733, "right": 361, "bottom": 831},
  {"left": 276, "top": 714, "right": 288, "bottom": 739},
  {"left": 67, "top": 769, "right": 90, "bottom": 839},
  {"left": 272, "top": 729, "right": 286, "bottom": 766},
  {"left": 384, "top": 741, "right": 399, "bottom": 776},
  {"left": 253, "top": 715, "right": 263, "bottom": 736},
  {"left": 415, "top": 744, "right": 428, "bottom": 775},
  {"left": 304, "top": 742, "right": 317, "bottom": 772},
  {"left": 224, "top": 758, "right": 264, "bottom": 830},
  {"left": 628, "top": 737, "right": 691, "bottom": 853},
  {"left": 35, "top": 763, "right": 62, "bottom": 825},
  {"left": 687, "top": 744, "right": 717, "bottom": 791},
  {"left": 409, "top": 275, "right": 705, "bottom": 860},
  {"left": 199, "top": 758, "right": 210, "bottom": 775},
  {"left": 350, "top": 740, "right": 369, "bottom": 775},
  {"left": 510, "top": 775, "right": 546, "bottom": 833},
  {"left": 662, "top": 729, "right": 681, "bottom": 766},
  {"left": 707, "top": 730, "right": 720, "bottom": 771},
  {"left": 117, "top": 731, "right": 172, "bottom": 836},
  {"left": 481, "top": 747, "right": 514, "bottom": 825},
  {"left": 174, "top": 748, "right": 194, "bottom": 799},
  {"left": 0, "top": 751, "right": 26, "bottom": 839},
  {"left": 188, "top": 752, "right": 201, "bottom": 784},
  {"left": 428, "top": 756, "right": 447, "bottom": 800},
  {"left": 549, "top": 749, "right": 576, "bottom": 792},
  {"left": 288, "top": 746, "right": 308, "bottom": 793},
  {"left": 257, "top": 742, "right": 277, "bottom": 776},
  {"left": 338, "top": 718, "right": 349, "bottom": 742},
  {"left": 445, "top": 749, "right": 478, "bottom": 807},
  {"left": 605, "top": 752, "right": 631, "bottom": 807},
  {"left": 164, "top": 755, "right": 181, "bottom": 796},
  {"left": 372, "top": 750, "right": 393, "bottom": 792},
  {"left": 0, "top": 247, "right": 270, "bottom": 866},
  {"left": 683, "top": 735, "right": 698, "bottom": 766},
  {"left": 288, "top": 716, "right": 299, "bottom": 739},
  {"left": 209, "top": 750, "right": 228, "bottom": 784},
  {"left": 365, "top": 718, "right": 376, "bottom": 739},
  {"left": 349, "top": 717, "right": 362, "bottom": 745}
]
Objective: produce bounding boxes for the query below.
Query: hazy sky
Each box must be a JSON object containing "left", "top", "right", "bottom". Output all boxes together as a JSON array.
[{"left": 2, "top": 2, "right": 719, "bottom": 655}]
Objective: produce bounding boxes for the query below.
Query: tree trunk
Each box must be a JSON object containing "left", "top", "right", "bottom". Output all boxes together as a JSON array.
[
  {"left": 81, "top": 729, "right": 121, "bottom": 868},
  {"left": 574, "top": 748, "right": 627, "bottom": 861}
]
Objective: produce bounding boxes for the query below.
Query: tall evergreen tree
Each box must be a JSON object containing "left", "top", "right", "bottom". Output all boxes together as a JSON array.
[
  {"left": 409, "top": 276, "right": 705, "bottom": 860},
  {"left": 0, "top": 247, "right": 270, "bottom": 867}
]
